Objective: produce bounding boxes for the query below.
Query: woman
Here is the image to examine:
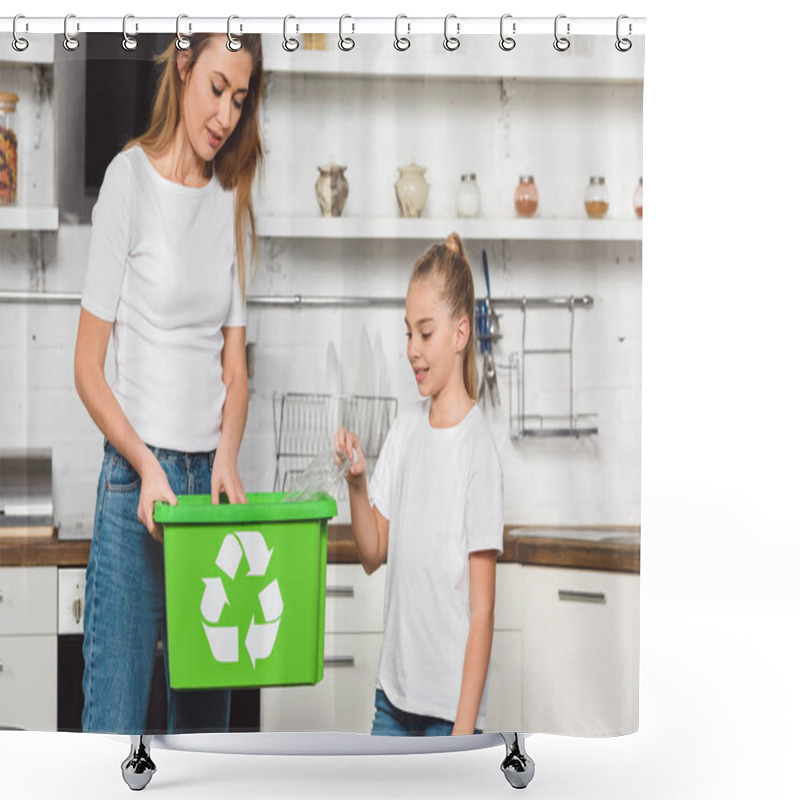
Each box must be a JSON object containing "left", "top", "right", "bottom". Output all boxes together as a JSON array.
[{"left": 74, "top": 32, "right": 264, "bottom": 734}]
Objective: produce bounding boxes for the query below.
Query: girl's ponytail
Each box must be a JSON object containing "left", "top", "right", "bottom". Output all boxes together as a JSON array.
[{"left": 410, "top": 233, "right": 478, "bottom": 401}]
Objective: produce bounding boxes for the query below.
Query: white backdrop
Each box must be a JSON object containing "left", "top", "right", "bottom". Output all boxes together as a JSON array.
[{"left": 2, "top": 0, "right": 798, "bottom": 798}]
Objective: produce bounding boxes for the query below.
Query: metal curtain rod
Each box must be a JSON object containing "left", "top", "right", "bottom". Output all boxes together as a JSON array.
[
  {"left": 0, "top": 290, "right": 593, "bottom": 309},
  {"left": 0, "top": 16, "right": 646, "bottom": 37}
]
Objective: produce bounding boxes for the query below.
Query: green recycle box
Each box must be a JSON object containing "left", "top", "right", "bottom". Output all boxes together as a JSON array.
[{"left": 154, "top": 491, "right": 337, "bottom": 690}]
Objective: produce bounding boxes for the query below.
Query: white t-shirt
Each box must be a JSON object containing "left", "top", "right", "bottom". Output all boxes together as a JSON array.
[
  {"left": 81, "top": 145, "right": 246, "bottom": 453},
  {"left": 368, "top": 398, "right": 504, "bottom": 730}
]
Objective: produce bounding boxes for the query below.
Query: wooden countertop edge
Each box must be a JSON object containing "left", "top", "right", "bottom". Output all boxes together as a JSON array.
[{"left": 1, "top": 524, "right": 640, "bottom": 574}]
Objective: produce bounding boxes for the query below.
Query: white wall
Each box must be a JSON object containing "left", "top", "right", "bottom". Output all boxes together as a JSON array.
[{"left": 0, "top": 37, "right": 641, "bottom": 536}]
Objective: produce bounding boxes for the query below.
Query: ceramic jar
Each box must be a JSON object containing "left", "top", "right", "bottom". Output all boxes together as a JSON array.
[
  {"left": 395, "top": 163, "right": 430, "bottom": 218},
  {"left": 316, "top": 163, "right": 349, "bottom": 217}
]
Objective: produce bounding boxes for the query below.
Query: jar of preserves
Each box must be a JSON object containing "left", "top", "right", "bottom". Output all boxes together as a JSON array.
[
  {"left": 456, "top": 173, "right": 481, "bottom": 218},
  {"left": 584, "top": 176, "right": 609, "bottom": 219},
  {"left": 633, "top": 176, "right": 643, "bottom": 219},
  {"left": 514, "top": 175, "right": 539, "bottom": 217},
  {"left": 0, "top": 92, "right": 19, "bottom": 206}
]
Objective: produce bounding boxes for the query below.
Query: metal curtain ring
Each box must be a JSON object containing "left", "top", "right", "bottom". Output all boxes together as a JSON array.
[
  {"left": 122, "top": 14, "right": 138, "bottom": 51},
  {"left": 175, "top": 14, "right": 191, "bottom": 50},
  {"left": 500, "top": 14, "right": 516, "bottom": 51},
  {"left": 338, "top": 15, "right": 355, "bottom": 51},
  {"left": 12, "top": 15, "right": 29, "bottom": 52},
  {"left": 282, "top": 15, "right": 299, "bottom": 52},
  {"left": 63, "top": 13, "right": 79, "bottom": 51},
  {"left": 394, "top": 15, "right": 410, "bottom": 51},
  {"left": 443, "top": 14, "right": 460, "bottom": 51},
  {"left": 227, "top": 15, "right": 242, "bottom": 51},
  {"left": 615, "top": 14, "right": 632, "bottom": 52},
  {"left": 553, "top": 14, "right": 570, "bottom": 52}
]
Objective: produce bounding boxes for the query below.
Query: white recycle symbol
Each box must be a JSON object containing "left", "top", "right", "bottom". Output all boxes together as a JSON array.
[{"left": 200, "top": 531, "right": 283, "bottom": 668}]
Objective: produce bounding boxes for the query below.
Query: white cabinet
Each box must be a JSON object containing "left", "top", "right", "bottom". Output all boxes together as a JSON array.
[
  {"left": 261, "top": 632, "right": 383, "bottom": 732},
  {"left": 0, "top": 566, "right": 58, "bottom": 730},
  {"left": 262, "top": 563, "right": 384, "bottom": 732},
  {"left": 261, "top": 561, "right": 524, "bottom": 733},
  {"left": 521, "top": 565, "right": 639, "bottom": 736}
]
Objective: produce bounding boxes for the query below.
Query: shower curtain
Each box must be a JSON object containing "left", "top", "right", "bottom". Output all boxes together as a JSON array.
[{"left": 0, "top": 18, "right": 643, "bottom": 744}]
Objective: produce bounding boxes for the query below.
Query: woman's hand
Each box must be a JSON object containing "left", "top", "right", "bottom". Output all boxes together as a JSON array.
[
  {"left": 138, "top": 458, "right": 177, "bottom": 542},
  {"left": 334, "top": 426, "right": 367, "bottom": 487},
  {"left": 211, "top": 443, "right": 247, "bottom": 505}
]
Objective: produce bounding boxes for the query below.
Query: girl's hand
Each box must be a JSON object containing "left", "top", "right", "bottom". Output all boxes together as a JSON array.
[
  {"left": 138, "top": 458, "right": 177, "bottom": 542},
  {"left": 334, "top": 426, "right": 367, "bottom": 487},
  {"left": 211, "top": 444, "right": 247, "bottom": 505}
]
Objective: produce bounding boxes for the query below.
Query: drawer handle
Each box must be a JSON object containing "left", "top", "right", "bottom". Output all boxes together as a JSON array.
[
  {"left": 326, "top": 586, "right": 355, "bottom": 598},
  {"left": 72, "top": 596, "right": 83, "bottom": 624},
  {"left": 324, "top": 656, "right": 355, "bottom": 668},
  {"left": 558, "top": 589, "right": 606, "bottom": 604}
]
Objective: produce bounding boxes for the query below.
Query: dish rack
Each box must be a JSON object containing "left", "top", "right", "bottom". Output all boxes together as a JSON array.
[
  {"left": 503, "top": 296, "right": 599, "bottom": 439},
  {"left": 272, "top": 392, "right": 399, "bottom": 497}
]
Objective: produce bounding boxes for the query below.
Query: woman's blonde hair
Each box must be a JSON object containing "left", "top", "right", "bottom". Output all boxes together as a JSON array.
[
  {"left": 124, "top": 33, "right": 264, "bottom": 298},
  {"left": 410, "top": 233, "right": 478, "bottom": 400}
]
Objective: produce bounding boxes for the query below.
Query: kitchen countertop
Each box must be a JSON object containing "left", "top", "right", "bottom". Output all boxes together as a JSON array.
[{"left": 0, "top": 524, "right": 639, "bottom": 574}]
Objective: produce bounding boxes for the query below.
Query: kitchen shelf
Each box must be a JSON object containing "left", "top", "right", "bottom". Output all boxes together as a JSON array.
[
  {"left": 0, "top": 207, "right": 59, "bottom": 231},
  {"left": 255, "top": 216, "right": 642, "bottom": 242},
  {"left": 263, "top": 35, "right": 643, "bottom": 84}
]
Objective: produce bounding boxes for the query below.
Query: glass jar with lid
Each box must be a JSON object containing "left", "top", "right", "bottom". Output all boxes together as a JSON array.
[
  {"left": 633, "top": 176, "right": 643, "bottom": 219},
  {"left": 514, "top": 175, "right": 539, "bottom": 217},
  {"left": 584, "top": 176, "right": 609, "bottom": 219},
  {"left": 456, "top": 173, "right": 481, "bottom": 218},
  {"left": 0, "top": 92, "right": 19, "bottom": 206}
]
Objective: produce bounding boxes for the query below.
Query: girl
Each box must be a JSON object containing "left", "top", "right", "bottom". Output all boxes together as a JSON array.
[
  {"left": 335, "top": 233, "right": 504, "bottom": 736},
  {"left": 74, "top": 33, "right": 263, "bottom": 734}
]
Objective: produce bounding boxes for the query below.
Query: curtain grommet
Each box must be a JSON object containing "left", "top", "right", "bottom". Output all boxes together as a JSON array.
[
  {"left": 338, "top": 14, "right": 355, "bottom": 52},
  {"left": 282, "top": 15, "right": 299, "bottom": 52},
  {"left": 615, "top": 15, "right": 632, "bottom": 52},
  {"left": 12, "top": 15, "right": 29, "bottom": 52},
  {"left": 63, "top": 13, "right": 79, "bottom": 52},
  {"left": 121, "top": 14, "right": 138, "bottom": 51},
  {"left": 500, "top": 14, "right": 516, "bottom": 51},
  {"left": 227, "top": 15, "right": 243, "bottom": 51},
  {"left": 443, "top": 14, "right": 460, "bottom": 52},
  {"left": 553, "top": 14, "right": 570, "bottom": 52},
  {"left": 394, "top": 15, "right": 411, "bottom": 51},
  {"left": 175, "top": 14, "right": 191, "bottom": 50}
]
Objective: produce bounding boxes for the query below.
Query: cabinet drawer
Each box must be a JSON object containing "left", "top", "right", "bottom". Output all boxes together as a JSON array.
[
  {"left": 522, "top": 566, "right": 639, "bottom": 736},
  {"left": 58, "top": 568, "right": 86, "bottom": 634},
  {"left": 324, "top": 564, "right": 385, "bottom": 633},
  {"left": 0, "top": 566, "right": 57, "bottom": 635},
  {"left": 0, "top": 634, "right": 58, "bottom": 730},
  {"left": 261, "top": 632, "right": 382, "bottom": 733}
]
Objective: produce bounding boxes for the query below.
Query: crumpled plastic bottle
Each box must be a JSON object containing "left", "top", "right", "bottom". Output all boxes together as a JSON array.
[{"left": 282, "top": 448, "right": 355, "bottom": 503}]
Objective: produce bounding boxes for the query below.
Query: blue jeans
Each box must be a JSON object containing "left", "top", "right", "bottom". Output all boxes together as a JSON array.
[
  {"left": 370, "top": 689, "right": 483, "bottom": 736},
  {"left": 82, "top": 440, "right": 231, "bottom": 734}
]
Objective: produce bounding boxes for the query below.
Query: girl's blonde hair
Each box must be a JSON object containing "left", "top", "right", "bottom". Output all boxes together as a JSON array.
[
  {"left": 410, "top": 233, "right": 478, "bottom": 400},
  {"left": 124, "top": 33, "right": 264, "bottom": 299}
]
